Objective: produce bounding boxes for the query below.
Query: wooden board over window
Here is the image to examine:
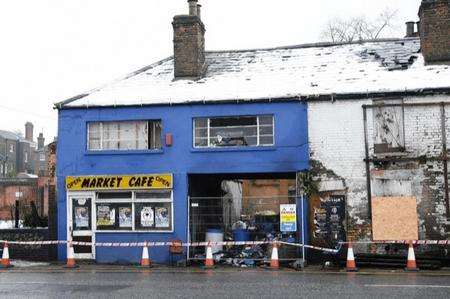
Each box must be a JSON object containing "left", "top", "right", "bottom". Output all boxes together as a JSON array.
[{"left": 372, "top": 196, "right": 418, "bottom": 241}]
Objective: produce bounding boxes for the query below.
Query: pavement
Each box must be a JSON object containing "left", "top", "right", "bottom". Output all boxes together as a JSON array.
[
  {"left": 2, "top": 262, "right": 450, "bottom": 275},
  {"left": 1, "top": 265, "right": 450, "bottom": 298}
]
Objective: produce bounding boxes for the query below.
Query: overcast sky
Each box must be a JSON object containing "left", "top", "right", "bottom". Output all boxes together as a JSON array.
[{"left": 0, "top": 0, "right": 422, "bottom": 141}]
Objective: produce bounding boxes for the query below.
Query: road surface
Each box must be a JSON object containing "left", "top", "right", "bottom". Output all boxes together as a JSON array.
[{"left": 0, "top": 269, "right": 449, "bottom": 298}]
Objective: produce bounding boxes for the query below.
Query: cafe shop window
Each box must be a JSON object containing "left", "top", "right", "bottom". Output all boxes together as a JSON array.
[
  {"left": 95, "top": 190, "right": 172, "bottom": 232},
  {"left": 87, "top": 120, "right": 162, "bottom": 151},
  {"left": 193, "top": 115, "right": 274, "bottom": 148}
]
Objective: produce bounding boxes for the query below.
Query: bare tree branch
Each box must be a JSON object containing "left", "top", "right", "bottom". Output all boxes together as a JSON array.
[{"left": 320, "top": 8, "right": 399, "bottom": 43}]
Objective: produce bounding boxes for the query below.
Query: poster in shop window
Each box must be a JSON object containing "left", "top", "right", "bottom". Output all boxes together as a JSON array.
[
  {"left": 119, "top": 207, "right": 132, "bottom": 228},
  {"left": 155, "top": 206, "right": 169, "bottom": 228},
  {"left": 141, "top": 207, "right": 154, "bottom": 227},
  {"left": 75, "top": 207, "right": 89, "bottom": 228},
  {"left": 97, "top": 205, "right": 115, "bottom": 226},
  {"left": 280, "top": 204, "right": 297, "bottom": 232}
]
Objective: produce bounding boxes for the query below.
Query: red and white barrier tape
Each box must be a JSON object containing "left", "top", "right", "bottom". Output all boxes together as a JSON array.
[
  {"left": 279, "top": 241, "right": 339, "bottom": 253},
  {"left": 339, "top": 240, "right": 450, "bottom": 245},
  {"left": 1, "top": 239, "right": 448, "bottom": 249}
]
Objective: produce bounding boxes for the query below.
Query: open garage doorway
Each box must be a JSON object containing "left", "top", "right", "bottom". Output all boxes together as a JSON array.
[{"left": 188, "top": 173, "right": 305, "bottom": 262}]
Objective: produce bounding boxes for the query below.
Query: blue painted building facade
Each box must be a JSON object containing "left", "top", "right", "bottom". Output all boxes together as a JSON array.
[{"left": 56, "top": 101, "right": 309, "bottom": 263}]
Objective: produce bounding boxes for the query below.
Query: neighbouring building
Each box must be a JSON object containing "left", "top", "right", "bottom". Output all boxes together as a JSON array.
[
  {"left": 0, "top": 122, "right": 51, "bottom": 178},
  {"left": 55, "top": 0, "right": 450, "bottom": 264},
  {"left": 0, "top": 123, "right": 54, "bottom": 226}
]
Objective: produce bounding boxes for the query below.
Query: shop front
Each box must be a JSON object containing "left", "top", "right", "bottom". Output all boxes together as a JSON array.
[
  {"left": 56, "top": 101, "right": 309, "bottom": 264},
  {"left": 65, "top": 174, "right": 173, "bottom": 261}
]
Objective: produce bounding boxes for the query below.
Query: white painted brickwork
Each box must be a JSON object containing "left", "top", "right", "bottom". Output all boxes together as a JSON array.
[{"left": 308, "top": 95, "right": 450, "bottom": 240}]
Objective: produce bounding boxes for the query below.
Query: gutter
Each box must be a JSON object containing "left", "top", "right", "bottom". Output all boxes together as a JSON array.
[{"left": 55, "top": 87, "right": 450, "bottom": 110}]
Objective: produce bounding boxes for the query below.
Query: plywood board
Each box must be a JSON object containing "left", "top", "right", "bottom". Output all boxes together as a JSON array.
[{"left": 372, "top": 196, "right": 418, "bottom": 241}]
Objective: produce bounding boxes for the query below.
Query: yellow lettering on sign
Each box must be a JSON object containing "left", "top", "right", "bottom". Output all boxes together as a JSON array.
[{"left": 66, "top": 174, "right": 173, "bottom": 190}]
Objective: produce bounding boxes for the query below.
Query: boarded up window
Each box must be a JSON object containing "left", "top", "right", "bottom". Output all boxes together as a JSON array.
[
  {"left": 373, "top": 99, "right": 405, "bottom": 153},
  {"left": 372, "top": 196, "right": 418, "bottom": 240}
]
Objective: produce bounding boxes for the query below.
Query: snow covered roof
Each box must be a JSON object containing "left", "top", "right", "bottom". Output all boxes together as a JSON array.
[{"left": 58, "top": 38, "right": 450, "bottom": 108}]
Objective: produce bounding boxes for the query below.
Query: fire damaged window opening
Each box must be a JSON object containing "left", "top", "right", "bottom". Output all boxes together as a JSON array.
[
  {"left": 373, "top": 99, "right": 405, "bottom": 154},
  {"left": 87, "top": 120, "right": 162, "bottom": 151},
  {"left": 194, "top": 115, "right": 274, "bottom": 148},
  {"left": 188, "top": 174, "right": 298, "bottom": 260}
]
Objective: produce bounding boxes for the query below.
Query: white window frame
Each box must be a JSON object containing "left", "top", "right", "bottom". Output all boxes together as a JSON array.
[
  {"left": 87, "top": 120, "right": 162, "bottom": 151},
  {"left": 193, "top": 115, "right": 275, "bottom": 148},
  {"left": 93, "top": 190, "right": 174, "bottom": 233}
]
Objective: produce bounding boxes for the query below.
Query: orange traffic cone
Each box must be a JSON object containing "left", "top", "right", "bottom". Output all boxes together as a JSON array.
[
  {"left": 270, "top": 242, "right": 279, "bottom": 269},
  {"left": 405, "top": 241, "right": 419, "bottom": 271},
  {"left": 1, "top": 242, "right": 11, "bottom": 268},
  {"left": 346, "top": 242, "right": 358, "bottom": 272},
  {"left": 140, "top": 242, "right": 152, "bottom": 267},
  {"left": 204, "top": 244, "right": 214, "bottom": 268},
  {"left": 65, "top": 242, "right": 77, "bottom": 268}
]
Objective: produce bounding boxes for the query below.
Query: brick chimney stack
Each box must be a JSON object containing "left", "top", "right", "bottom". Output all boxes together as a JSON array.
[
  {"left": 25, "top": 122, "right": 34, "bottom": 142},
  {"left": 418, "top": 0, "right": 450, "bottom": 64},
  {"left": 405, "top": 21, "right": 416, "bottom": 37},
  {"left": 172, "top": 0, "right": 206, "bottom": 78},
  {"left": 37, "top": 132, "right": 45, "bottom": 150}
]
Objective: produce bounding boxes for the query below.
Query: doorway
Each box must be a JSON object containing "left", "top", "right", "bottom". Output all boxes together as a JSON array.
[{"left": 67, "top": 193, "right": 95, "bottom": 259}]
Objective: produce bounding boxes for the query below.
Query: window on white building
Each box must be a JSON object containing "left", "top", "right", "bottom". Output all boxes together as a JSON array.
[
  {"left": 87, "top": 120, "right": 162, "bottom": 151},
  {"left": 373, "top": 99, "right": 405, "bottom": 153},
  {"left": 194, "top": 115, "right": 274, "bottom": 148},
  {"left": 95, "top": 190, "right": 172, "bottom": 232},
  {"left": 39, "top": 153, "right": 45, "bottom": 161},
  {"left": 9, "top": 144, "right": 14, "bottom": 153},
  {"left": 24, "top": 151, "right": 28, "bottom": 163}
]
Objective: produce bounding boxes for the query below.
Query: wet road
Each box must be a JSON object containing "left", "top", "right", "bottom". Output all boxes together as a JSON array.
[{"left": 0, "top": 270, "right": 449, "bottom": 298}]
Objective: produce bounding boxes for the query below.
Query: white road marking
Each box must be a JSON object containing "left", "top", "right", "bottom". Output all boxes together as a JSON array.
[{"left": 365, "top": 284, "right": 450, "bottom": 289}]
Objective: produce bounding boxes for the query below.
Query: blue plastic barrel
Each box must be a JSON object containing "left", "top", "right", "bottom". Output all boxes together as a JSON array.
[{"left": 233, "top": 229, "right": 250, "bottom": 241}]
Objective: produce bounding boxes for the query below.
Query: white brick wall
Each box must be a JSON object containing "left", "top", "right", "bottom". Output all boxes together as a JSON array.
[{"left": 308, "top": 95, "right": 450, "bottom": 240}]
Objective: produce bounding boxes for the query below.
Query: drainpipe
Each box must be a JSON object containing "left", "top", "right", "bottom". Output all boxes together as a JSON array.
[
  {"left": 362, "top": 106, "right": 372, "bottom": 224},
  {"left": 440, "top": 103, "right": 450, "bottom": 219}
]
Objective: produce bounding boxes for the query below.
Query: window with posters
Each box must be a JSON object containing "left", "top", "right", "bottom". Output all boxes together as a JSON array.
[
  {"left": 66, "top": 174, "right": 173, "bottom": 232},
  {"left": 73, "top": 198, "right": 92, "bottom": 231},
  {"left": 94, "top": 190, "right": 172, "bottom": 232}
]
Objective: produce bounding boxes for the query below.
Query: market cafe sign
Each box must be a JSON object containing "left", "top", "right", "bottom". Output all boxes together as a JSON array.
[{"left": 66, "top": 174, "right": 173, "bottom": 190}]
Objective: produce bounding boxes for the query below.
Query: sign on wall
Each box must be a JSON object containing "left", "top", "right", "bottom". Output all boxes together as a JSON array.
[
  {"left": 66, "top": 174, "right": 173, "bottom": 191},
  {"left": 311, "top": 195, "right": 346, "bottom": 246},
  {"left": 280, "top": 204, "right": 297, "bottom": 232}
]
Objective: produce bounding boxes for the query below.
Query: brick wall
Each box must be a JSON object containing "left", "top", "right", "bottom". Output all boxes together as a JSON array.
[
  {"left": 308, "top": 95, "right": 450, "bottom": 242},
  {"left": 0, "top": 182, "right": 38, "bottom": 220},
  {"left": 419, "top": 0, "right": 450, "bottom": 63},
  {"left": 172, "top": 15, "right": 205, "bottom": 78},
  {"left": 0, "top": 229, "right": 53, "bottom": 261}
]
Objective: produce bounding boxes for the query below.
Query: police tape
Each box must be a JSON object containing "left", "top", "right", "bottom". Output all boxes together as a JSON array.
[
  {"left": 279, "top": 241, "right": 340, "bottom": 253},
  {"left": 0, "top": 240, "right": 273, "bottom": 247},
  {"left": 339, "top": 240, "right": 450, "bottom": 245},
  {"left": 1, "top": 239, "right": 447, "bottom": 249}
]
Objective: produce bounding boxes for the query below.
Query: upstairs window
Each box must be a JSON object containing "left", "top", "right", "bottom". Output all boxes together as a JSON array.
[
  {"left": 194, "top": 115, "right": 274, "bottom": 148},
  {"left": 88, "top": 120, "right": 162, "bottom": 151},
  {"left": 373, "top": 99, "right": 405, "bottom": 153}
]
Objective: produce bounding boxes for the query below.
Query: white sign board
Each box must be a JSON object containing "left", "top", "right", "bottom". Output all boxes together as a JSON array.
[{"left": 280, "top": 204, "right": 297, "bottom": 232}]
